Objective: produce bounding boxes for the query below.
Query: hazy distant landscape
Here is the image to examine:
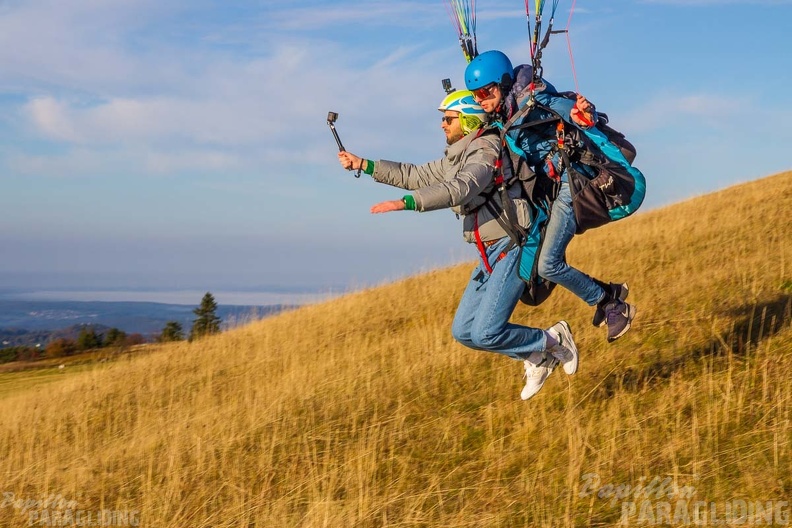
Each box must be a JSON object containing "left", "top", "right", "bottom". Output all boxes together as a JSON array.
[
  {"left": 0, "top": 288, "right": 336, "bottom": 347},
  {"left": 0, "top": 298, "right": 292, "bottom": 339}
]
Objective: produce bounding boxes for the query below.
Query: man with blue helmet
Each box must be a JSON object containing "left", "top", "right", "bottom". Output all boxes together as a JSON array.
[
  {"left": 465, "top": 50, "right": 636, "bottom": 344},
  {"left": 338, "top": 90, "right": 579, "bottom": 401}
]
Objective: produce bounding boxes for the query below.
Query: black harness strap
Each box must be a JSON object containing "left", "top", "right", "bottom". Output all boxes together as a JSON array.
[{"left": 508, "top": 115, "right": 562, "bottom": 132}]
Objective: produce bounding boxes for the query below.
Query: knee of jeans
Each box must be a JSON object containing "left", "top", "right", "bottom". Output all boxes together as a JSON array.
[
  {"left": 469, "top": 327, "right": 505, "bottom": 350},
  {"left": 538, "top": 254, "right": 565, "bottom": 280},
  {"left": 451, "top": 321, "right": 472, "bottom": 346}
]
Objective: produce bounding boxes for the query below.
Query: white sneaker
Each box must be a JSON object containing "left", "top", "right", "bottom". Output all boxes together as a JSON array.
[
  {"left": 521, "top": 351, "right": 558, "bottom": 400},
  {"left": 547, "top": 321, "right": 579, "bottom": 375}
]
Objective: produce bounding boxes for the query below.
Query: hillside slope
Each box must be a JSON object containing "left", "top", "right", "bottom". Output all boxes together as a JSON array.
[{"left": 0, "top": 172, "right": 790, "bottom": 527}]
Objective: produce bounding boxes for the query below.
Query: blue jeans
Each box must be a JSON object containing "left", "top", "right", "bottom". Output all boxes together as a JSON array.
[
  {"left": 451, "top": 238, "right": 547, "bottom": 360},
  {"left": 538, "top": 182, "right": 605, "bottom": 305}
]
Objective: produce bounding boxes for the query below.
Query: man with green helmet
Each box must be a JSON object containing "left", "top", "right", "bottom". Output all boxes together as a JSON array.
[
  {"left": 437, "top": 90, "right": 486, "bottom": 143},
  {"left": 337, "top": 89, "right": 578, "bottom": 401}
]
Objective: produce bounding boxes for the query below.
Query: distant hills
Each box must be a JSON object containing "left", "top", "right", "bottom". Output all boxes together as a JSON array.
[
  {"left": 0, "top": 324, "right": 110, "bottom": 349},
  {"left": 0, "top": 300, "right": 294, "bottom": 346}
]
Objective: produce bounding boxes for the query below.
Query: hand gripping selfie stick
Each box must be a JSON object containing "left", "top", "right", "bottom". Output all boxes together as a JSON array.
[{"left": 327, "top": 111, "right": 360, "bottom": 178}]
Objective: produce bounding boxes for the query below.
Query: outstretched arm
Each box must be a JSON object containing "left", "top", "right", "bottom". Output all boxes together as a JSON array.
[
  {"left": 370, "top": 199, "right": 407, "bottom": 214},
  {"left": 340, "top": 150, "right": 447, "bottom": 191},
  {"left": 366, "top": 134, "right": 500, "bottom": 214},
  {"left": 338, "top": 151, "right": 366, "bottom": 172}
]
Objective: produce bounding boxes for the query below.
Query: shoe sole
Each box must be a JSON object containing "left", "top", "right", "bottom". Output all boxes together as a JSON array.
[
  {"left": 554, "top": 321, "right": 578, "bottom": 375},
  {"left": 607, "top": 304, "right": 636, "bottom": 343},
  {"left": 595, "top": 283, "right": 630, "bottom": 328}
]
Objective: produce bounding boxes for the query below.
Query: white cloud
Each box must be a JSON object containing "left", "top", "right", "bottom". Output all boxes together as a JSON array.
[
  {"left": 0, "top": 0, "right": 184, "bottom": 93},
  {"left": 0, "top": 0, "right": 468, "bottom": 178},
  {"left": 2, "top": 0, "right": 454, "bottom": 182},
  {"left": 142, "top": 149, "right": 243, "bottom": 175},
  {"left": 8, "top": 145, "right": 242, "bottom": 178},
  {"left": 24, "top": 95, "right": 283, "bottom": 146},
  {"left": 25, "top": 97, "right": 78, "bottom": 142},
  {"left": 8, "top": 148, "right": 113, "bottom": 177},
  {"left": 263, "top": 2, "right": 442, "bottom": 31},
  {"left": 616, "top": 93, "right": 752, "bottom": 133}
]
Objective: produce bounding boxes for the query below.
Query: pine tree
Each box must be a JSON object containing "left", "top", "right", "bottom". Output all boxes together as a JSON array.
[
  {"left": 104, "top": 328, "right": 127, "bottom": 347},
  {"left": 76, "top": 326, "right": 102, "bottom": 351},
  {"left": 159, "top": 321, "right": 184, "bottom": 342},
  {"left": 190, "top": 292, "right": 221, "bottom": 341}
]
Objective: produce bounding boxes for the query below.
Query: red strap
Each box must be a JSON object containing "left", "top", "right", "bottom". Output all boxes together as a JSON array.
[
  {"left": 547, "top": 159, "right": 559, "bottom": 182},
  {"left": 473, "top": 212, "right": 509, "bottom": 275},
  {"left": 473, "top": 212, "right": 493, "bottom": 274},
  {"left": 494, "top": 142, "right": 506, "bottom": 186},
  {"left": 566, "top": 0, "right": 580, "bottom": 93},
  {"left": 572, "top": 104, "right": 595, "bottom": 128},
  {"left": 494, "top": 156, "right": 504, "bottom": 186}
]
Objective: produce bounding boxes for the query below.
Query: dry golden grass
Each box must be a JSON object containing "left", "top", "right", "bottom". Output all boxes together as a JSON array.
[{"left": 0, "top": 172, "right": 790, "bottom": 527}]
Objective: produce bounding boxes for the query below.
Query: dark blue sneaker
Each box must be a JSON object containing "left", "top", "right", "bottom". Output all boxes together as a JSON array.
[
  {"left": 593, "top": 283, "right": 629, "bottom": 327},
  {"left": 605, "top": 300, "right": 636, "bottom": 343}
]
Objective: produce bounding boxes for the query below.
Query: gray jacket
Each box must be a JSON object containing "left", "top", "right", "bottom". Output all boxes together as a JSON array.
[{"left": 372, "top": 131, "right": 531, "bottom": 244}]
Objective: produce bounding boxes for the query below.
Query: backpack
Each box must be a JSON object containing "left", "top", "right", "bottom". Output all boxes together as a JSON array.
[
  {"left": 506, "top": 92, "right": 646, "bottom": 234},
  {"left": 562, "top": 118, "right": 646, "bottom": 234}
]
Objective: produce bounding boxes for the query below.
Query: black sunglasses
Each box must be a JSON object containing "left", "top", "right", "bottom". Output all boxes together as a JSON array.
[{"left": 441, "top": 115, "right": 459, "bottom": 125}]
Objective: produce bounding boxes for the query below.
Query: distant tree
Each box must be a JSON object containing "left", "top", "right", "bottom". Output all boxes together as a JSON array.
[
  {"left": 46, "top": 338, "right": 77, "bottom": 358},
  {"left": 159, "top": 321, "right": 184, "bottom": 343},
  {"left": 103, "top": 328, "right": 127, "bottom": 348},
  {"left": 190, "top": 292, "right": 222, "bottom": 341},
  {"left": 76, "top": 327, "right": 103, "bottom": 351},
  {"left": 0, "top": 347, "right": 18, "bottom": 363},
  {"left": 16, "top": 345, "right": 41, "bottom": 362}
]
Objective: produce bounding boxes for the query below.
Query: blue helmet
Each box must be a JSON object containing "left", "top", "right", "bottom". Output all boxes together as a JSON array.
[{"left": 464, "top": 50, "right": 514, "bottom": 91}]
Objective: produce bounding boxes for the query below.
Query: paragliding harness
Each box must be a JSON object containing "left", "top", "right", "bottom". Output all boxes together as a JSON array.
[
  {"left": 505, "top": 92, "right": 646, "bottom": 235},
  {"left": 477, "top": 90, "right": 645, "bottom": 305}
]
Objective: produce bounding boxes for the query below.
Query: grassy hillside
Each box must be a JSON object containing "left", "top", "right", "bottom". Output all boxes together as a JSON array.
[{"left": 0, "top": 172, "right": 790, "bottom": 527}]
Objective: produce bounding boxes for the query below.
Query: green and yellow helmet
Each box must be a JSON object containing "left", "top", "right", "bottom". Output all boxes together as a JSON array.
[{"left": 438, "top": 90, "right": 486, "bottom": 135}]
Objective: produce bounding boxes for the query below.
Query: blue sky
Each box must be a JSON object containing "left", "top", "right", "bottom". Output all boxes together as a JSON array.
[{"left": 0, "top": 0, "right": 790, "bottom": 298}]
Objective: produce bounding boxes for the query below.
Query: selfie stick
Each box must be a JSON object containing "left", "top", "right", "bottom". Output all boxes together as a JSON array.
[{"left": 327, "top": 111, "right": 360, "bottom": 178}]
